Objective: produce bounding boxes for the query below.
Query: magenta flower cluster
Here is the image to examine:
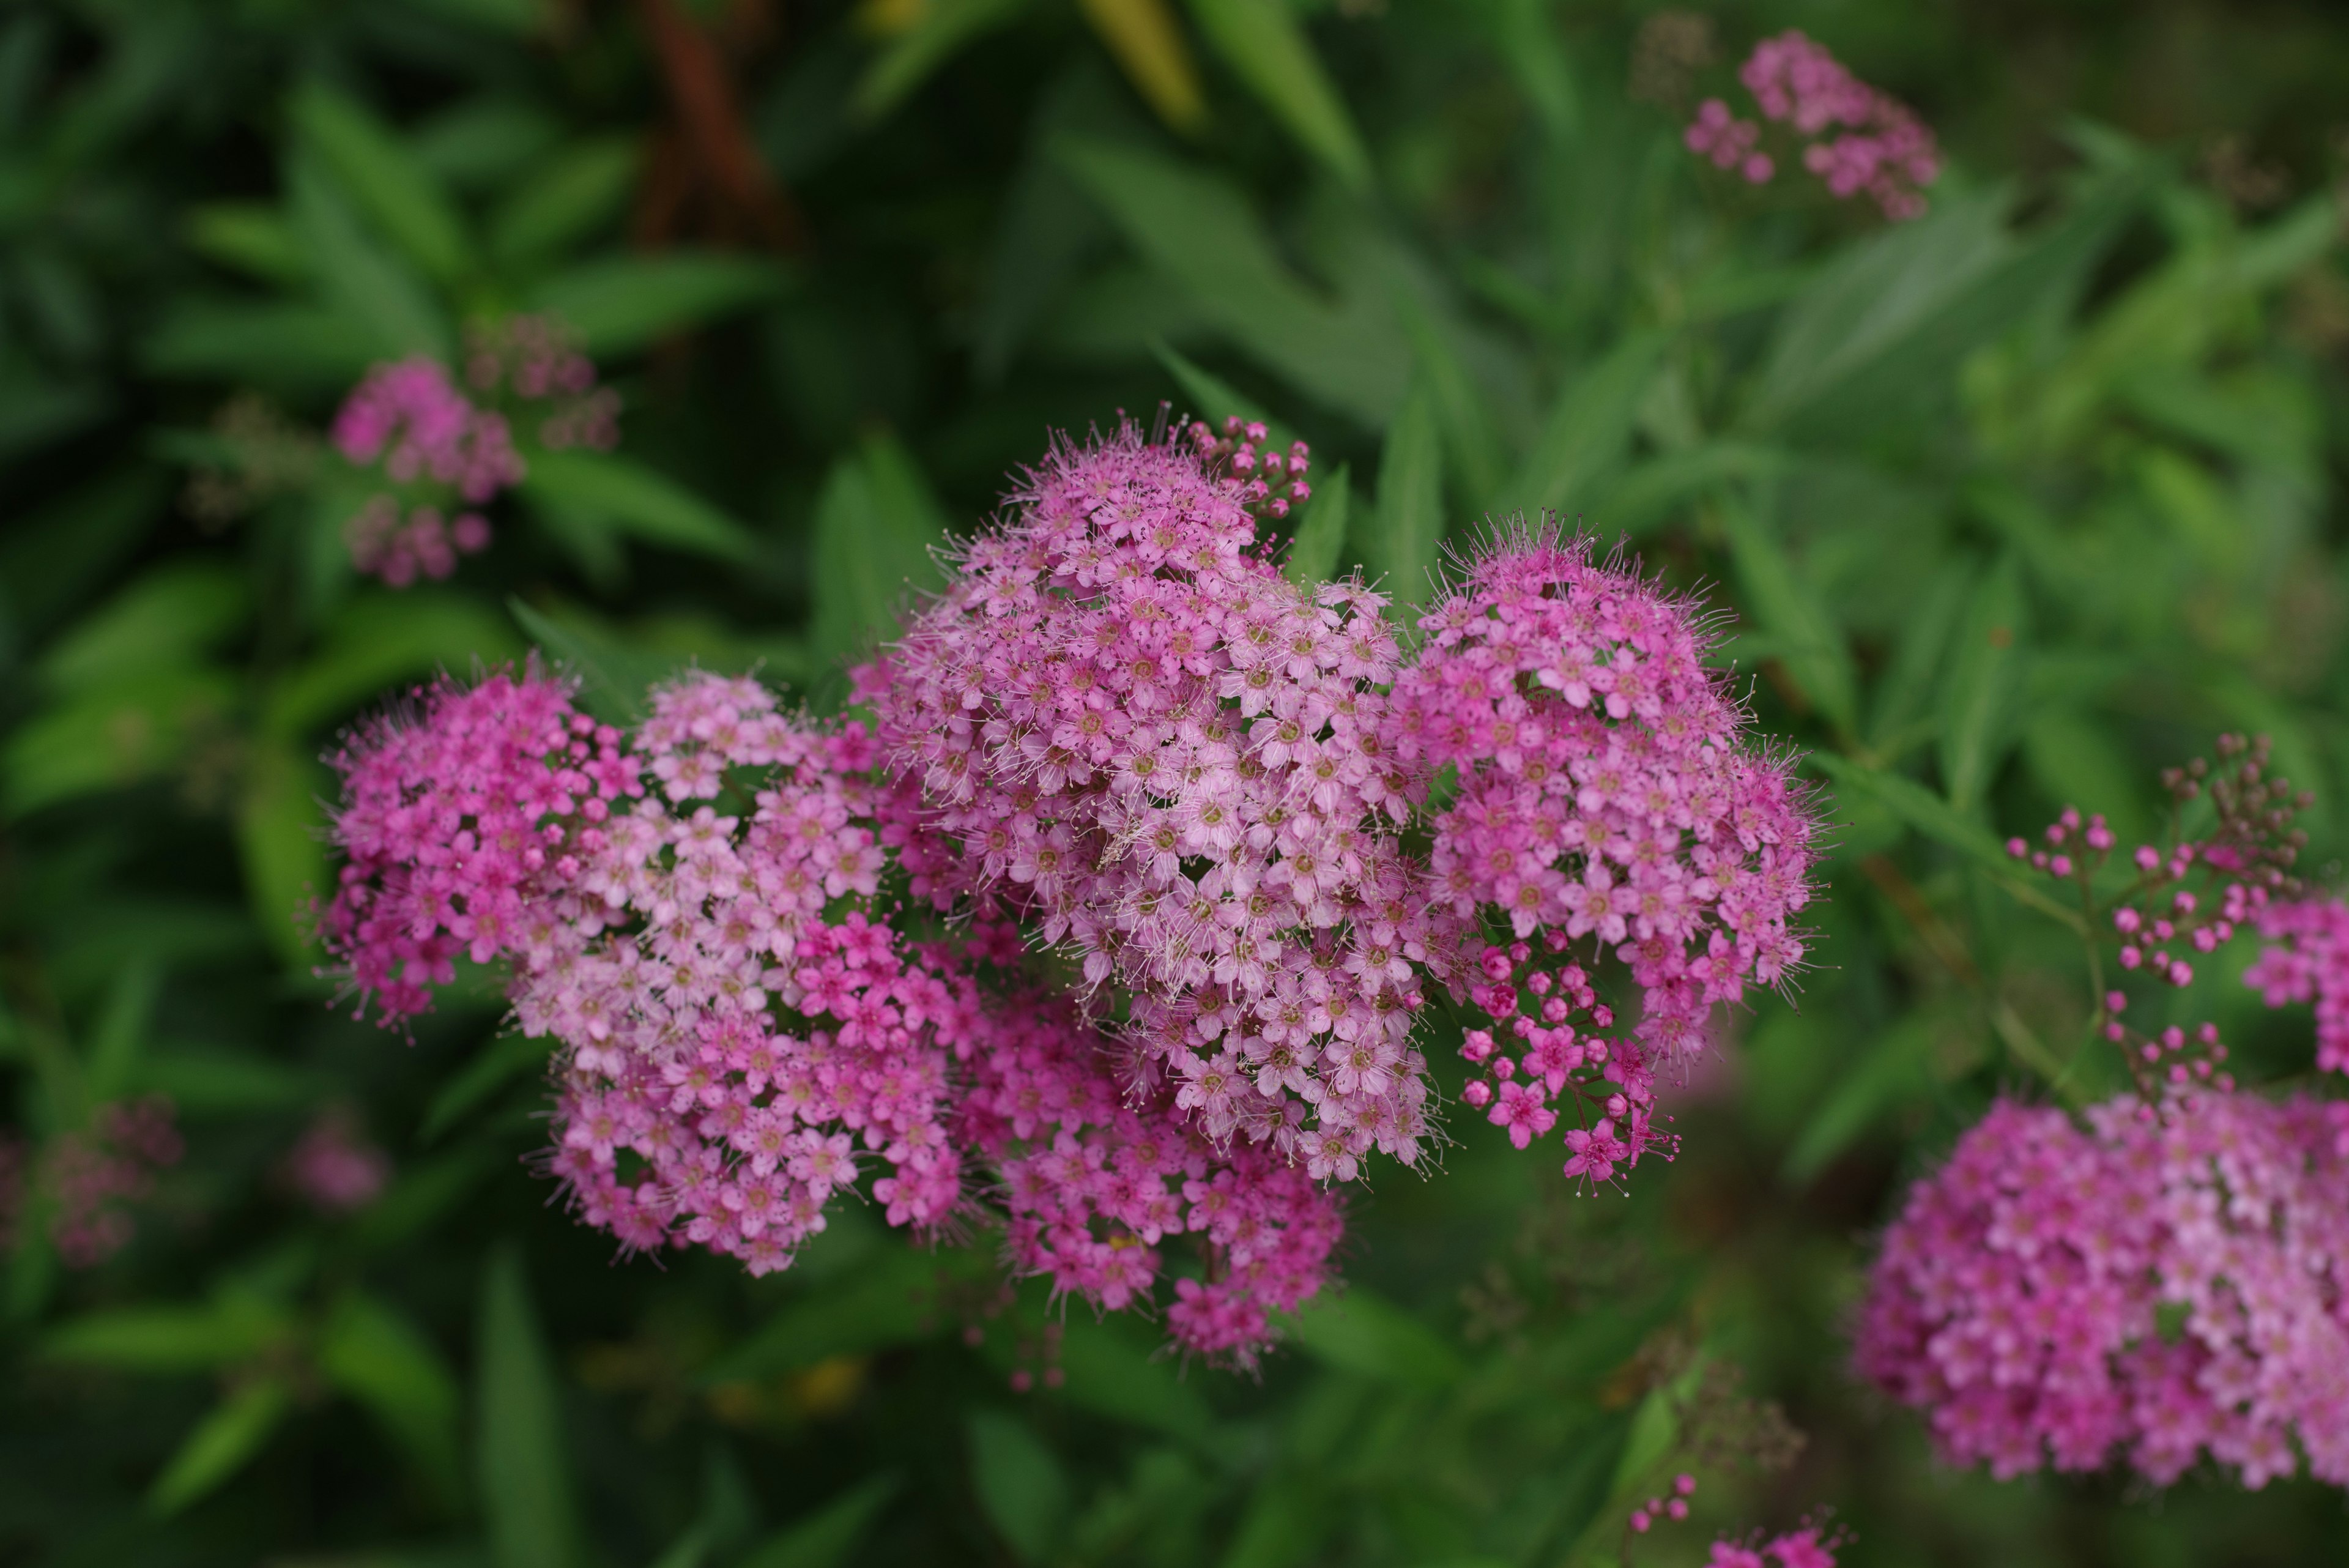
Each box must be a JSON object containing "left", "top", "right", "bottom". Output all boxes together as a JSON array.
[
  {"left": 1856, "top": 1090, "right": 2349, "bottom": 1489},
  {"left": 0, "top": 1097, "right": 184, "bottom": 1268},
  {"left": 1627, "top": 1473, "right": 1843, "bottom": 1568},
  {"left": 333, "top": 359, "right": 516, "bottom": 586},
  {"left": 321, "top": 426, "right": 1816, "bottom": 1361},
  {"left": 281, "top": 1109, "right": 392, "bottom": 1215},
  {"left": 1686, "top": 30, "right": 1940, "bottom": 219},
  {"left": 1387, "top": 532, "right": 1816, "bottom": 1185},
  {"left": 330, "top": 314, "right": 619, "bottom": 588},
  {"left": 2247, "top": 897, "right": 2349, "bottom": 1075}
]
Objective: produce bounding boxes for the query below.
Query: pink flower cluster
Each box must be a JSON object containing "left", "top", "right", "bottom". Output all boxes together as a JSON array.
[
  {"left": 282, "top": 1109, "right": 392, "bottom": 1214},
  {"left": 1705, "top": 1527, "right": 1841, "bottom": 1568},
  {"left": 320, "top": 665, "right": 637, "bottom": 1019},
  {"left": 321, "top": 428, "right": 1823, "bottom": 1359},
  {"left": 2247, "top": 897, "right": 2349, "bottom": 1075},
  {"left": 329, "top": 314, "right": 620, "bottom": 588},
  {"left": 332, "top": 358, "right": 518, "bottom": 585},
  {"left": 321, "top": 664, "right": 1339, "bottom": 1359},
  {"left": 1687, "top": 31, "right": 1940, "bottom": 220},
  {"left": 1855, "top": 1090, "right": 2349, "bottom": 1489},
  {"left": 1385, "top": 529, "right": 1817, "bottom": 1186},
  {"left": 877, "top": 427, "right": 1445, "bottom": 1184},
  {"left": 0, "top": 1098, "right": 184, "bottom": 1268}
]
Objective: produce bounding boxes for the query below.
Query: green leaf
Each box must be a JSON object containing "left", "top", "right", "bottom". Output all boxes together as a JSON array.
[
  {"left": 288, "top": 151, "right": 452, "bottom": 359},
  {"left": 1182, "top": 0, "right": 1370, "bottom": 190},
  {"left": 1716, "top": 493, "right": 1858, "bottom": 737},
  {"left": 264, "top": 592, "right": 521, "bottom": 737},
  {"left": 858, "top": 0, "right": 1036, "bottom": 121},
  {"left": 1595, "top": 442, "right": 1792, "bottom": 540},
  {"left": 148, "top": 1376, "right": 295, "bottom": 1515},
  {"left": 187, "top": 202, "right": 310, "bottom": 286},
  {"left": 319, "top": 1291, "right": 464, "bottom": 1498},
  {"left": 37, "top": 562, "right": 248, "bottom": 696},
  {"left": 737, "top": 1475, "right": 900, "bottom": 1568},
  {"left": 2, "top": 667, "right": 238, "bottom": 818},
  {"left": 1781, "top": 1013, "right": 1936, "bottom": 1184},
  {"left": 489, "top": 137, "right": 640, "bottom": 275},
  {"left": 290, "top": 80, "right": 474, "bottom": 285},
  {"left": 477, "top": 1247, "right": 584, "bottom": 1568},
  {"left": 1278, "top": 1286, "right": 1464, "bottom": 1389},
  {"left": 524, "top": 255, "right": 790, "bottom": 359},
  {"left": 1481, "top": 0, "right": 1573, "bottom": 138},
  {"left": 239, "top": 737, "right": 332, "bottom": 966},
  {"left": 1502, "top": 331, "right": 1666, "bottom": 520},
  {"left": 519, "top": 450, "right": 760, "bottom": 564},
  {"left": 135, "top": 1046, "right": 313, "bottom": 1114},
  {"left": 808, "top": 433, "right": 949, "bottom": 677},
  {"left": 43, "top": 1300, "right": 293, "bottom": 1372},
  {"left": 418, "top": 1033, "right": 556, "bottom": 1146},
  {"left": 1150, "top": 336, "right": 1271, "bottom": 428},
  {"left": 1805, "top": 751, "right": 2010, "bottom": 877},
  {"left": 143, "top": 300, "right": 380, "bottom": 391},
  {"left": 1364, "top": 378, "right": 1444, "bottom": 615},
  {"left": 967, "top": 1410, "right": 1071, "bottom": 1563},
  {"left": 1052, "top": 1317, "right": 1214, "bottom": 1443},
  {"left": 85, "top": 959, "right": 161, "bottom": 1105},
  {"left": 507, "top": 600, "right": 684, "bottom": 726},
  {"left": 1746, "top": 172, "right": 2143, "bottom": 439},
  {"left": 1057, "top": 138, "right": 1408, "bottom": 426},
  {"left": 702, "top": 1243, "right": 984, "bottom": 1383},
  {"left": 1867, "top": 554, "right": 1976, "bottom": 756},
  {"left": 1396, "top": 295, "right": 1508, "bottom": 513},
  {"left": 1937, "top": 554, "right": 2025, "bottom": 813},
  {"left": 1283, "top": 461, "right": 1349, "bottom": 587}
]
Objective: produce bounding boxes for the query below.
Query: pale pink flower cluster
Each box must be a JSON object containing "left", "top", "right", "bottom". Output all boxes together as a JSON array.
[
  {"left": 1384, "top": 529, "right": 1817, "bottom": 1185},
  {"left": 0, "top": 1098, "right": 184, "bottom": 1267},
  {"left": 281, "top": 1109, "right": 392, "bottom": 1214},
  {"left": 1687, "top": 30, "right": 1940, "bottom": 220},
  {"left": 322, "top": 664, "right": 1340, "bottom": 1358},
  {"left": 1855, "top": 1090, "right": 2349, "bottom": 1489},
  {"left": 322, "top": 428, "right": 1826, "bottom": 1358},
  {"left": 878, "top": 426, "right": 1446, "bottom": 1184},
  {"left": 2246, "top": 897, "right": 2349, "bottom": 1075}
]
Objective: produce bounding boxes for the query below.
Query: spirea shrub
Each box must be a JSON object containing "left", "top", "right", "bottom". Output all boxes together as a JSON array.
[
  {"left": 321, "top": 422, "right": 1820, "bottom": 1362},
  {"left": 1858, "top": 736, "right": 2349, "bottom": 1490}
]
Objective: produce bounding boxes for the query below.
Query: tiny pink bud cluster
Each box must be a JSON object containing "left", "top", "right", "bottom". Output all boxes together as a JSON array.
[
  {"left": 1184, "top": 415, "right": 1312, "bottom": 520},
  {"left": 1686, "top": 30, "right": 1940, "bottom": 220},
  {"left": 0, "top": 1098, "right": 184, "bottom": 1268},
  {"left": 281, "top": 1109, "right": 392, "bottom": 1214}
]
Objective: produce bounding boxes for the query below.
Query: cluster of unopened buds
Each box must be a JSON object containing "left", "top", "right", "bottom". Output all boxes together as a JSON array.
[
  {"left": 1685, "top": 29, "right": 1940, "bottom": 219},
  {"left": 1458, "top": 938, "right": 1666, "bottom": 1189},
  {"left": 330, "top": 313, "right": 620, "bottom": 588},
  {"left": 0, "top": 1097, "right": 184, "bottom": 1268},
  {"left": 1184, "top": 414, "right": 1312, "bottom": 519},
  {"left": 321, "top": 420, "right": 1819, "bottom": 1364},
  {"left": 1625, "top": 1474, "right": 1844, "bottom": 1568}
]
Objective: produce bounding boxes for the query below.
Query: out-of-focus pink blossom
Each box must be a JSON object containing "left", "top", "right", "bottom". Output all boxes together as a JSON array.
[
  {"left": 1856, "top": 1088, "right": 2349, "bottom": 1489},
  {"left": 1687, "top": 31, "right": 1940, "bottom": 220}
]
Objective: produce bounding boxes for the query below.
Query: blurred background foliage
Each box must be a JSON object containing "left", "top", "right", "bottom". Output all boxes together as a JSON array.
[{"left": 3, "top": 0, "right": 2349, "bottom": 1564}]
